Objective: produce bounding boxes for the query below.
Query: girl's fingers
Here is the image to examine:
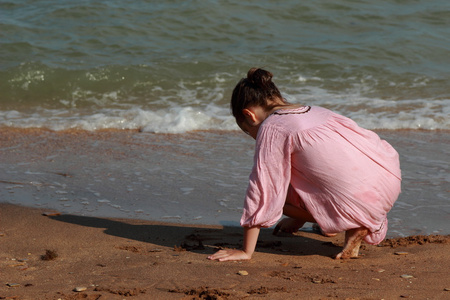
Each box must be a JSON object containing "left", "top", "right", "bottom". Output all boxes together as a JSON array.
[
  {"left": 208, "top": 249, "right": 248, "bottom": 261},
  {"left": 208, "top": 250, "right": 230, "bottom": 260}
]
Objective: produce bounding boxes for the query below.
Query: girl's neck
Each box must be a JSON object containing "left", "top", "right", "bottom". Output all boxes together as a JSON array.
[{"left": 268, "top": 102, "right": 303, "bottom": 115}]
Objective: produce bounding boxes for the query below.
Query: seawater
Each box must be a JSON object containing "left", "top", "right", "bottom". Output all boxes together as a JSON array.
[
  {"left": 0, "top": 1, "right": 449, "bottom": 237},
  {"left": 1, "top": 0, "right": 449, "bottom": 132}
]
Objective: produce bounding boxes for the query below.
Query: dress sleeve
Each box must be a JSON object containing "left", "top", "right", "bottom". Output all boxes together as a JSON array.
[{"left": 240, "top": 124, "right": 292, "bottom": 228}]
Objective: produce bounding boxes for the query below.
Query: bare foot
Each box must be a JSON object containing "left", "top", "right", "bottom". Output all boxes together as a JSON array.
[
  {"left": 335, "top": 227, "right": 368, "bottom": 259},
  {"left": 273, "top": 217, "right": 305, "bottom": 235},
  {"left": 312, "top": 223, "right": 337, "bottom": 237}
]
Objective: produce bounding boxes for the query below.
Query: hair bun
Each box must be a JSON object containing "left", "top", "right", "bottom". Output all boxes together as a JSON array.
[{"left": 247, "top": 68, "right": 273, "bottom": 87}]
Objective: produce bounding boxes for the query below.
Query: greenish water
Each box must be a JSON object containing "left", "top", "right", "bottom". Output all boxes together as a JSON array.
[{"left": 1, "top": 0, "right": 449, "bottom": 131}]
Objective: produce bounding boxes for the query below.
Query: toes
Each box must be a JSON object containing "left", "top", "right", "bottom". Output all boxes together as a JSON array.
[
  {"left": 334, "top": 250, "right": 355, "bottom": 259},
  {"left": 334, "top": 251, "right": 349, "bottom": 259}
]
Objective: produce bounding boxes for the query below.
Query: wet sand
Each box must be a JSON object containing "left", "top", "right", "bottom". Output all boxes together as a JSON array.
[
  {"left": 1, "top": 127, "right": 449, "bottom": 236},
  {"left": 1, "top": 203, "right": 449, "bottom": 299}
]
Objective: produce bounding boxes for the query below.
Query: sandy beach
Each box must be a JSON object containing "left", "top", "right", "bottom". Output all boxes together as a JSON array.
[{"left": 1, "top": 203, "right": 449, "bottom": 300}]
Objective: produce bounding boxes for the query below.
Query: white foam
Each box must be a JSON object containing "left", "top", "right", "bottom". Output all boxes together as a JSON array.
[
  {"left": 0, "top": 93, "right": 448, "bottom": 132},
  {"left": 0, "top": 105, "right": 237, "bottom": 133}
]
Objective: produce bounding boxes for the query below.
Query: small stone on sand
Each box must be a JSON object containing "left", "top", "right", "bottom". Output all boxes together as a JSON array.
[
  {"left": 400, "top": 274, "right": 414, "bottom": 279},
  {"left": 7, "top": 283, "right": 20, "bottom": 287},
  {"left": 74, "top": 287, "right": 87, "bottom": 292},
  {"left": 394, "top": 251, "right": 409, "bottom": 255},
  {"left": 238, "top": 270, "right": 248, "bottom": 276}
]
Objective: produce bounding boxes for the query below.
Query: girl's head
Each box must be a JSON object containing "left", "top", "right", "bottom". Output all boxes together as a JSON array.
[{"left": 231, "top": 68, "right": 284, "bottom": 124}]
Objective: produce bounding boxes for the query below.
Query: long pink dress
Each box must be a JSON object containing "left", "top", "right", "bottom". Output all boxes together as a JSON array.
[{"left": 240, "top": 106, "right": 401, "bottom": 244}]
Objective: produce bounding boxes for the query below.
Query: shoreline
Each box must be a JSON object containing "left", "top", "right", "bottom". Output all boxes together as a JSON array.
[
  {"left": 1, "top": 203, "right": 449, "bottom": 299},
  {"left": 1, "top": 127, "right": 449, "bottom": 237}
]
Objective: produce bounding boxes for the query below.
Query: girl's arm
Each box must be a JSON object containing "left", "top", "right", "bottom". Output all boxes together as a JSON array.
[{"left": 207, "top": 226, "right": 261, "bottom": 261}]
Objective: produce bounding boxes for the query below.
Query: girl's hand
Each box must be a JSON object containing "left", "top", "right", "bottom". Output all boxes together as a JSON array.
[
  {"left": 207, "top": 249, "right": 252, "bottom": 261},
  {"left": 208, "top": 226, "right": 260, "bottom": 262}
]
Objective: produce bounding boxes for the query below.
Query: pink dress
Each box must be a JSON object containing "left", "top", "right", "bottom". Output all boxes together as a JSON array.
[{"left": 240, "top": 106, "right": 401, "bottom": 245}]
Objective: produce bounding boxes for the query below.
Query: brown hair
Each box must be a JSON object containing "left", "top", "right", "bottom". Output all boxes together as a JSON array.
[{"left": 230, "top": 68, "right": 283, "bottom": 123}]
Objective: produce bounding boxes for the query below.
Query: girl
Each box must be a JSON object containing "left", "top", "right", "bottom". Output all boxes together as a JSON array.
[{"left": 208, "top": 68, "right": 401, "bottom": 261}]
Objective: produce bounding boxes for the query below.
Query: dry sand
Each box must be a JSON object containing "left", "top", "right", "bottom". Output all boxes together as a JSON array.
[{"left": 1, "top": 203, "right": 449, "bottom": 300}]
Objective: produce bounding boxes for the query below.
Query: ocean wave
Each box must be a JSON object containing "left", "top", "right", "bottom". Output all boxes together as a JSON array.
[
  {"left": 0, "top": 100, "right": 448, "bottom": 133},
  {"left": 1, "top": 63, "right": 448, "bottom": 132},
  {"left": 0, "top": 106, "right": 236, "bottom": 133}
]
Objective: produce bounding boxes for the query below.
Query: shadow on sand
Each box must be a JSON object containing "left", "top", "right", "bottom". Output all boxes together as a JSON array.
[{"left": 49, "top": 214, "right": 342, "bottom": 258}]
